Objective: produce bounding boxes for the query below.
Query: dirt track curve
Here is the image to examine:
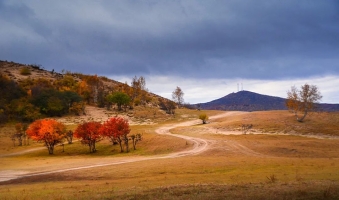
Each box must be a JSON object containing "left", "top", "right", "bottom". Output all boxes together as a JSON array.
[{"left": 0, "top": 112, "right": 249, "bottom": 182}]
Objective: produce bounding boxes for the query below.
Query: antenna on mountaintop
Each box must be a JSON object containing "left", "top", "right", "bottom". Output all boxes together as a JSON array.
[
  {"left": 241, "top": 83, "right": 243, "bottom": 91},
  {"left": 237, "top": 83, "right": 239, "bottom": 92}
]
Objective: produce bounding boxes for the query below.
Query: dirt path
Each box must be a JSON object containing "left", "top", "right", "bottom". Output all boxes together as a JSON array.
[
  {"left": 0, "top": 147, "right": 45, "bottom": 158},
  {"left": 0, "top": 112, "right": 242, "bottom": 183}
]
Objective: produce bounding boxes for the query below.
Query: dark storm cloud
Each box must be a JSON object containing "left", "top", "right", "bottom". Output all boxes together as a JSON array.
[{"left": 1, "top": 0, "right": 339, "bottom": 79}]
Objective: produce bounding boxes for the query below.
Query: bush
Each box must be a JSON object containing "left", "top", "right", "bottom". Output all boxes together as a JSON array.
[
  {"left": 199, "top": 113, "right": 209, "bottom": 124},
  {"left": 134, "top": 98, "right": 141, "bottom": 106},
  {"left": 20, "top": 67, "right": 31, "bottom": 75}
]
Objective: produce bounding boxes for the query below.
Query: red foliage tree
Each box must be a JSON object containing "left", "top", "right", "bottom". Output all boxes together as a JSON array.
[
  {"left": 99, "top": 117, "right": 131, "bottom": 152},
  {"left": 74, "top": 121, "right": 102, "bottom": 153},
  {"left": 26, "top": 119, "right": 66, "bottom": 154}
]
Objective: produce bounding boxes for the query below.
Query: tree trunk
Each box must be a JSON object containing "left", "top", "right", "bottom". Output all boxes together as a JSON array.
[
  {"left": 131, "top": 138, "right": 136, "bottom": 150},
  {"left": 18, "top": 136, "right": 22, "bottom": 146},
  {"left": 93, "top": 142, "right": 96, "bottom": 152},
  {"left": 88, "top": 141, "right": 96, "bottom": 153},
  {"left": 297, "top": 110, "right": 308, "bottom": 122},
  {"left": 48, "top": 145, "right": 54, "bottom": 154},
  {"left": 117, "top": 137, "right": 124, "bottom": 152},
  {"left": 124, "top": 136, "right": 129, "bottom": 153},
  {"left": 23, "top": 135, "right": 26, "bottom": 146}
]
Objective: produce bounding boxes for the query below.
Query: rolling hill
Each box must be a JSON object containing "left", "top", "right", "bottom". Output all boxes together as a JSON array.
[
  {"left": 198, "top": 90, "right": 339, "bottom": 112},
  {"left": 0, "top": 60, "right": 175, "bottom": 123}
]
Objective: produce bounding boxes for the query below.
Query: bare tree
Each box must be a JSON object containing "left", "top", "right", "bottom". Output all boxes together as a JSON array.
[
  {"left": 172, "top": 86, "right": 184, "bottom": 107},
  {"left": 286, "top": 83, "right": 322, "bottom": 122},
  {"left": 131, "top": 76, "right": 148, "bottom": 106},
  {"left": 14, "top": 123, "right": 24, "bottom": 146},
  {"left": 123, "top": 134, "right": 129, "bottom": 153},
  {"left": 65, "top": 130, "right": 74, "bottom": 144},
  {"left": 130, "top": 133, "right": 142, "bottom": 150},
  {"left": 159, "top": 99, "right": 176, "bottom": 115}
]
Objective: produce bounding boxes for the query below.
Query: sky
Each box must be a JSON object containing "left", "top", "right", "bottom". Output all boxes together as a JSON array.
[{"left": 1, "top": 0, "right": 339, "bottom": 103}]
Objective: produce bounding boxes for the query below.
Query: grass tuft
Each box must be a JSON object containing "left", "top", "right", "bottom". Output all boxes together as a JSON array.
[{"left": 266, "top": 174, "right": 277, "bottom": 183}]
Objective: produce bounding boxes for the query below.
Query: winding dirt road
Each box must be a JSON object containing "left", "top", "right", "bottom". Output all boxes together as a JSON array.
[{"left": 0, "top": 112, "right": 242, "bottom": 183}]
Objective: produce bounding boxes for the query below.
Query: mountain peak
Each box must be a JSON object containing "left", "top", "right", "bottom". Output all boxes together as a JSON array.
[
  {"left": 201, "top": 90, "right": 286, "bottom": 111},
  {"left": 198, "top": 91, "right": 287, "bottom": 111},
  {"left": 198, "top": 91, "right": 339, "bottom": 111}
]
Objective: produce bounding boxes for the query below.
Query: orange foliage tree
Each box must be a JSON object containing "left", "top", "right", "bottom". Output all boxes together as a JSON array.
[
  {"left": 26, "top": 119, "right": 66, "bottom": 154},
  {"left": 74, "top": 121, "right": 102, "bottom": 153},
  {"left": 286, "top": 84, "right": 322, "bottom": 122},
  {"left": 99, "top": 117, "right": 131, "bottom": 152}
]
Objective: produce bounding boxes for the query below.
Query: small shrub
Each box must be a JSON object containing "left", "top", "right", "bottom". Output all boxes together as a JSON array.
[
  {"left": 134, "top": 98, "right": 141, "bottom": 106},
  {"left": 199, "top": 113, "right": 209, "bottom": 124},
  {"left": 20, "top": 67, "right": 31, "bottom": 75},
  {"left": 266, "top": 174, "right": 277, "bottom": 183}
]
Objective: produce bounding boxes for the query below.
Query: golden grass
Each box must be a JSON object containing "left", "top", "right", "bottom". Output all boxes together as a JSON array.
[
  {"left": 1, "top": 153, "right": 339, "bottom": 199},
  {"left": 0, "top": 124, "right": 42, "bottom": 155},
  {"left": 209, "top": 110, "right": 339, "bottom": 136},
  {"left": 2, "top": 181, "right": 339, "bottom": 200},
  {"left": 1, "top": 110, "right": 339, "bottom": 199}
]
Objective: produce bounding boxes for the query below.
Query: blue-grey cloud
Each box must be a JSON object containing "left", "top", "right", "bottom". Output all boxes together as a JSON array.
[{"left": 1, "top": 0, "right": 339, "bottom": 79}]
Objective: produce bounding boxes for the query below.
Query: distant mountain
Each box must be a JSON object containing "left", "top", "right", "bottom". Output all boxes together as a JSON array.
[{"left": 197, "top": 91, "right": 339, "bottom": 112}]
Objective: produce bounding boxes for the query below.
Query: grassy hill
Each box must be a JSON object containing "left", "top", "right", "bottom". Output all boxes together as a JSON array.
[{"left": 0, "top": 60, "right": 174, "bottom": 123}]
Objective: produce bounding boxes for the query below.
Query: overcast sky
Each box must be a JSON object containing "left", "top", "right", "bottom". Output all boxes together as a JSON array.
[{"left": 1, "top": 0, "right": 339, "bottom": 103}]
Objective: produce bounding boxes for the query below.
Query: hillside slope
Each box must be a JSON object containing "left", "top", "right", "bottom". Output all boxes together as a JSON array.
[
  {"left": 0, "top": 60, "right": 174, "bottom": 123},
  {"left": 0, "top": 60, "right": 167, "bottom": 103}
]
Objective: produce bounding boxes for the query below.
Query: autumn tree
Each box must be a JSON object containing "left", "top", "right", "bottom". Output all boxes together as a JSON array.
[
  {"left": 131, "top": 76, "right": 148, "bottom": 106},
  {"left": 172, "top": 86, "right": 184, "bottom": 107},
  {"left": 77, "top": 80, "right": 91, "bottom": 103},
  {"left": 286, "top": 83, "right": 322, "bottom": 122},
  {"left": 31, "top": 89, "right": 82, "bottom": 117},
  {"left": 84, "top": 75, "right": 100, "bottom": 104},
  {"left": 159, "top": 99, "right": 176, "bottom": 115},
  {"left": 99, "top": 117, "right": 131, "bottom": 153},
  {"left": 81, "top": 75, "right": 105, "bottom": 105},
  {"left": 30, "top": 78, "right": 54, "bottom": 96},
  {"left": 54, "top": 75, "right": 78, "bottom": 92},
  {"left": 0, "top": 74, "right": 27, "bottom": 123},
  {"left": 26, "top": 119, "right": 66, "bottom": 154},
  {"left": 199, "top": 113, "right": 209, "bottom": 124},
  {"left": 74, "top": 121, "right": 102, "bottom": 153},
  {"left": 9, "top": 98, "right": 41, "bottom": 122},
  {"left": 106, "top": 92, "right": 131, "bottom": 111},
  {"left": 69, "top": 101, "right": 86, "bottom": 115}
]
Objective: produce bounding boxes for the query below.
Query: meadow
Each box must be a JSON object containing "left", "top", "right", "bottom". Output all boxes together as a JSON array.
[{"left": 0, "top": 109, "right": 339, "bottom": 199}]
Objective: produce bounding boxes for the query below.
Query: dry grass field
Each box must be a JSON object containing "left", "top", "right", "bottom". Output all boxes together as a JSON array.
[
  {"left": 1, "top": 109, "right": 339, "bottom": 199},
  {"left": 209, "top": 110, "right": 339, "bottom": 136}
]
